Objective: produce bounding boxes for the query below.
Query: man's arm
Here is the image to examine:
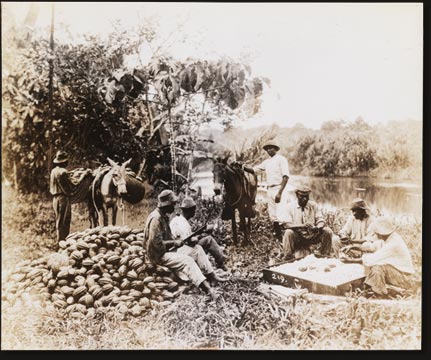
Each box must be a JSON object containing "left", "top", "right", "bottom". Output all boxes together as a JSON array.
[
  {"left": 242, "top": 164, "right": 255, "bottom": 174},
  {"left": 313, "top": 203, "right": 326, "bottom": 228},
  {"left": 148, "top": 218, "right": 178, "bottom": 253},
  {"left": 338, "top": 217, "right": 353, "bottom": 240},
  {"left": 275, "top": 175, "right": 289, "bottom": 203},
  {"left": 57, "top": 169, "right": 75, "bottom": 196}
]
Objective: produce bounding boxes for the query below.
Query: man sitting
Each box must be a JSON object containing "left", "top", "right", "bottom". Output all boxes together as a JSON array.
[
  {"left": 340, "top": 216, "right": 415, "bottom": 297},
  {"left": 333, "top": 198, "right": 376, "bottom": 257},
  {"left": 282, "top": 185, "right": 334, "bottom": 260},
  {"left": 143, "top": 190, "right": 224, "bottom": 301},
  {"left": 170, "top": 197, "right": 228, "bottom": 271}
]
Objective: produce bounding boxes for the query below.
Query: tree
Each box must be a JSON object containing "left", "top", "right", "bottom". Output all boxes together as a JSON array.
[{"left": 2, "top": 25, "right": 266, "bottom": 193}]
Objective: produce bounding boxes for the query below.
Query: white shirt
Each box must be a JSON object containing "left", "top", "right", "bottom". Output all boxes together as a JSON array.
[
  {"left": 170, "top": 214, "right": 192, "bottom": 240},
  {"left": 362, "top": 232, "right": 414, "bottom": 274},
  {"left": 339, "top": 215, "right": 375, "bottom": 241},
  {"left": 253, "top": 153, "right": 290, "bottom": 187}
]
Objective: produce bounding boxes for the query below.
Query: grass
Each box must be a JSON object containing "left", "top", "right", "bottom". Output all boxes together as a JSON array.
[{"left": 1, "top": 185, "right": 422, "bottom": 350}]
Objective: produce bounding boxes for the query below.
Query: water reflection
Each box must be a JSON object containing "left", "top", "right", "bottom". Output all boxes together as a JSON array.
[{"left": 289, "top": 176, "right": 422, "bottom": 217}]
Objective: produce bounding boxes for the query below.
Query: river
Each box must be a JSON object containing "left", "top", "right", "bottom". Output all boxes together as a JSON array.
[{"left": 190, "top": 169, "right": 422, "bottom": 217}]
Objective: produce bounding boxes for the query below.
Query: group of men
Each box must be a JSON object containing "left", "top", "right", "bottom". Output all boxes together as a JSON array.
[
  {"left": 236, "top": 141, "right": 416, "bottom": 298},
  {"left": 51, "top": 144, "right": 416, "bottom": 300}
]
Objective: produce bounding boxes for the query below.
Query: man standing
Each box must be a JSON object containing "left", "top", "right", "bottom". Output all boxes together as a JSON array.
[
  {"left": 170, "top": 197, "right": 227, "bottom": 271},
  {"left": 282, "top": 185, "right": 334, "bottom": 259},
  {"left": 143, "top": 189, "right": 221, "bottom": 301},
  {"left": 340, "top": 217, "right": 415, "bottom": 297},
  {"left": 242, "top": 141, "right": 290, "bottom": 240},
  {"left": 50, "top": 150, "right": 74, "bottom": 243}
]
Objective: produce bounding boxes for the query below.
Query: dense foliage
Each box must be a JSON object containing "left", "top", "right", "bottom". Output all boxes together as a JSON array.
[
  {"left": 2, "top": 25, "right": 265, "bottom": 193},
  {"left": 218, "top": 118, "right": 421, "bottom": 179},
  {"left": 290, "top": 118, "right": 379, "bottom": 177}
]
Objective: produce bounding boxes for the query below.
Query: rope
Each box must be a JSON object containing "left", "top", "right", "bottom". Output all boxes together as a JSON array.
[{"left": 120, "top": 198, "right": 125, "bottom": 226}]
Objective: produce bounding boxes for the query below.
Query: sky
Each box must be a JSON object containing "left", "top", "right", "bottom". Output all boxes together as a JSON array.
[{"left": 3, "top": 2, "right": 423, "bottom": 129}]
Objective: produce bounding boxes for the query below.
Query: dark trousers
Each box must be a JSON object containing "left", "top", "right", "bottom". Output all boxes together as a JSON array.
[
  {"left": 53, "top": 194, "right": 71, "bottom": 242},
  {"left": 282, "top": 227, "right": 333, "bottom": 258}
]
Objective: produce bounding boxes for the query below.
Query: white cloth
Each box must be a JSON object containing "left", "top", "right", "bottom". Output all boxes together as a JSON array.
[
  {"left": 170, "top": 214, "right": 192, "bottom": 240},
  {"left": 339, "top": 215, "right": 375, "bottom": 241},
  {"left": 362, "top": 232, "right": 414, "bottom": 274},
  {"left": 266, "top": 186, "right": 290, "bottom": 222},
  {"left": 254, "top": 153, "right": 290, "bottom": 222},
  {"left": 285, "top": 200, "right": 325, "bottom": 227},
  {"left": 253, "top": 153, "right": 290, "bottom": 187}
]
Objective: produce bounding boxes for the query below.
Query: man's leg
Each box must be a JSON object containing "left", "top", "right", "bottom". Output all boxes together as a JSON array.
[
  {"left": 197, "top": 235, "right": 226, "bottom": 268},
  {"left": 56, "top": 195, "right": 71, "bottom": 242},
  {"left": 160, "top": 252, "right": 206, "bottom": 288},
  {"left": 314, "top": 227, "right": 333, "bottom": 256},
  {"left": 177, "top": 244, "right": 214, "bottom": 275},
  {"left": 282, "top": 229, "right": 303, "bottom": 260},
  {"left": 266, "top": 187, "right": 281, "bottom": 240}
]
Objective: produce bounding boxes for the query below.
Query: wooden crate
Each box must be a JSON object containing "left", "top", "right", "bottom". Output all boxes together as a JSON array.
[{"left": 263, "top": 255, "right": 366, "bottom": 296}]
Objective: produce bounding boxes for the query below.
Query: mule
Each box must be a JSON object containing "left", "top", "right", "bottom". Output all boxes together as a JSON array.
[
  {"left": 89, "top": 158, "right": 131, "bottom": 227},
  {"left": 213, "top": 157, "right": 258, "bottom": 245}
]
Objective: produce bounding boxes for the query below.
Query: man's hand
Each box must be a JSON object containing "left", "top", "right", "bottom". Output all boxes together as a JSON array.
[
  {"left": 340, "top": 256, "right": 362, "bottom": 264},
  {"left": 174, "top": 240, "right": 183, "bottom": 247},
  {"left": 205, "top": 224, "right": 215, "bottom": 232},
  {"left": 304, "top": 222, "right": 314, "bottom": 230},
  {"left": 341, "top": 245, "right": 360, "bottom": 253},
  {"left": 190, "top": 236, "right": 199, "bottom": 245}
]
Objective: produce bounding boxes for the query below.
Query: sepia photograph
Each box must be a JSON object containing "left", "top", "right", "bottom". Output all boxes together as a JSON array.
[{"left": 1, "top": 2, "right": 424, "bottom": 350}]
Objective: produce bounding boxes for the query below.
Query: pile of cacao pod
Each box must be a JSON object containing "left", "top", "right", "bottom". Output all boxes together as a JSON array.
[{"left": 2, "top": 225, "right": 190, "bottom": 317}]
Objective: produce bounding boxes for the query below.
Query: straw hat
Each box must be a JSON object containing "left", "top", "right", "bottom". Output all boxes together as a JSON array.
[
  {"left": 295, "top": 184, "right": 312, "bottom": 194},
  {"left": 157, "top": 189, "right": 178, "bottom": 207},
  {"left": 53, "top": 150, "right": 69, "bottom": 164},
  {"left": 350, "top": 198, "right": 369, "bottom": 210},
  {"left": 180, "top": 197, "right": 196, "bottom": 209},
  {"left": 262, "top": 141, "right": 280, "bottom": 151},
  {"left": 369, "top": 217, "right": 396, "bottom": 236}
]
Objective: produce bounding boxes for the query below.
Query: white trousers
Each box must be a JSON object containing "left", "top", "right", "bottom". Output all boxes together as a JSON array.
[{"left": 266, "top": 185, "right": 290, "bottom": 223}]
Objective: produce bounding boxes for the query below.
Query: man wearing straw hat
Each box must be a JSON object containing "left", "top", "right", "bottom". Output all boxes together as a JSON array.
[
  {"left": 50, "top": 150, "right": 74, "bottom": 243},
  {"left": 333, "top": 198, "right": 376, "bottom": 256},
  {"left": 143, "top": 189, "right": 222, "bottom": 301},
  {"left": 340, "top": 216, "right": 415, "bottom": 297},
  {"left": 240, "top": 141, "right": 290, "bottom": 241}
]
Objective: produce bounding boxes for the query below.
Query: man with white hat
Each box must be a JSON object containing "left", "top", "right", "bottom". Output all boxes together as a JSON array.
[
  {"left": 170, "top": 196, "right": 227, "bottom": 271},
  {"left": 50, "top": 150, "right": 74, "bottom": 243},
  {"left": 143, "top": 189, "right": 222, "bottom": 301},
  {"left": 241, "top": 141, "right": 290, "bottom": 241},
  {"left": 340, "top": 216, "right": 415, "bottom": 297}
]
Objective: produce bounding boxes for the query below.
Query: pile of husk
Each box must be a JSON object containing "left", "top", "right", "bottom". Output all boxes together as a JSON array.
[{"left": 2, "top": 225, "right": 190, "bottom": 318}]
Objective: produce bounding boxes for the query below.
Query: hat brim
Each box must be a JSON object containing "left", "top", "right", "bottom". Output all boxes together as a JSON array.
[
  {"left": 295, "top": 190, "right": 311, "bottom": 194},
  {"left": 350, "top": 205, "right": 369, "bottom": 210},
  {"left": 263, "top": 145, "right": 280, "bottom": 151},
  {"left": 53, "top": 158, "right": 68, "bottom": 164},
  {"left": 158, "top": 201, "right": 177, "bottom": 207}
]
